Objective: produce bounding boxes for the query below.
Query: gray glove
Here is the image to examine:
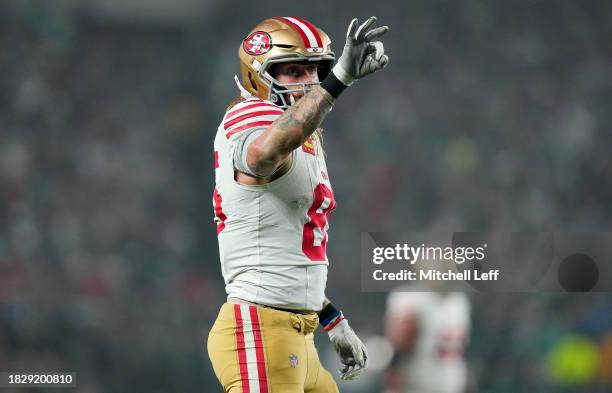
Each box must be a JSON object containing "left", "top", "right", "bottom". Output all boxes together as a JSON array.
[
  {"left": 332, "top": 16, "right": 389, "bottom": 86},
  {"left": 328, "top": 319, "right": 369, "bottom": 380}
]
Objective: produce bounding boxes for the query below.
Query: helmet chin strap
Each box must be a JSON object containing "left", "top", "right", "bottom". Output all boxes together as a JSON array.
[
  {"left": 289, "top": 94, "right": 296, "bottom": 105},
  {"left": 234, "top": 75, "right": 253, "bottom": 99}
]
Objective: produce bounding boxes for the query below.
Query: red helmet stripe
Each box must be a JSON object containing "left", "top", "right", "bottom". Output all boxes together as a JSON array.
[
  {"left": 293, "top": 17, "right": 323, "bottom": 48},
  {"left": 275, "top": 17, "right": 310, "bottom": 48},
  {"left": 277, "top": 17, "right": 321, "bottom": 49}
]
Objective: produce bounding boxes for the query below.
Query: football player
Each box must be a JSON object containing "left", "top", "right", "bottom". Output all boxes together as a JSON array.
[
  {"left": 207, "top": 16, "right": 389, "bottom": 393},
  {"left": 384, "top": 287, "right": 471, "bottom": 393}
]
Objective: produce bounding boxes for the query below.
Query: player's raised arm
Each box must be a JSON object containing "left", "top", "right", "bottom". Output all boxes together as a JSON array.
[{"left": 247, "top": 16, "right": 390, "bottom": 177}]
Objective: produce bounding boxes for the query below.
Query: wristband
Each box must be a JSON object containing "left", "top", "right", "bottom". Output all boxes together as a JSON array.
[
  {"left": 319, "top": 302, "right": 346, "bottom": 331},
  {"left": 320, "top": 72, "right": 348, "bottom": 99}
]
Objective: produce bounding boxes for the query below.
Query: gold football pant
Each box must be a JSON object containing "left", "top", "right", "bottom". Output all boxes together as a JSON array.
[{"left": 207, "top": 303, "right": 339, "bottom": 393}]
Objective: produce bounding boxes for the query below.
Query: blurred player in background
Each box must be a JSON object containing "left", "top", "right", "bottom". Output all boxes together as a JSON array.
[
  {"left": 384, "top": 285, "right": 472, "bottom": 393},
  {"left": 207, "top": 16, "right": 389, "bottom": 392}
]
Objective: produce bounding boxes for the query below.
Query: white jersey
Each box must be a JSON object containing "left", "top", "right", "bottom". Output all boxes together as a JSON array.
[
  {"left": 386, "top": 291, "right": 471, "bottom": 393},
  {"left": 212, "top": 97, "right": 336, "bottom": 311}
]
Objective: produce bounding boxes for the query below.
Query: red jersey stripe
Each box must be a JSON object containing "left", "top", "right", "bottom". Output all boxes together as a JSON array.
[
  {"left": 293, "top": 17, "right": 323, "bottom": 48},
  {"left": 226, "top": 120, "right": 273, "bottom": 139},
  {"left": 234, "top": 305, "right": 250, "bottom": 393},
  {"left": 226, "top": 102, "right": 280, "bottom": 120},
  {"left": 224, "top": 110, "right": 282, "bottom": 130}
]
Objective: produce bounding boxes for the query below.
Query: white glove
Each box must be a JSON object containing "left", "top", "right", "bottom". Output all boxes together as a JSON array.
[
  {"left": 332, "top": 16, "right": 389, "bottom": 86},
  {"left": 327, "top": 319, "right": 369, "bottom": 380}
]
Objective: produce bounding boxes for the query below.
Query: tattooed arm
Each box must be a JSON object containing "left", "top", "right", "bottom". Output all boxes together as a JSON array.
[
  {"left": 246, "top": 86, "right": 334, "bottom": 177},
  {"left": 243, "top": 16, "right": 389, "bottom": 179}
]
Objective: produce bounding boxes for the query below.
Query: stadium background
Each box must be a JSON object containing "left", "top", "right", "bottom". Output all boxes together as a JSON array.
[{"left": 1, "top": 0, "right": 611, "bottom": 391}]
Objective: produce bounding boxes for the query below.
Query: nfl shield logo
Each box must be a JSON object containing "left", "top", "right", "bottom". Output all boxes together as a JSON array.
[{"left": 289, "top": 354, "right": 298, "bottom": 368}]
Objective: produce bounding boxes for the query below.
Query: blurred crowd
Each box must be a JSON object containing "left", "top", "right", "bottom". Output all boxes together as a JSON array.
[{"left": 1, "top": 1, "right": 611, "bottom": 392}]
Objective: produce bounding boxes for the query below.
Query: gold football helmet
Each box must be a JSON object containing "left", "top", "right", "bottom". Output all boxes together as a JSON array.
[{"left": 237, "top": 17, "right": 335, "bottom": 108}]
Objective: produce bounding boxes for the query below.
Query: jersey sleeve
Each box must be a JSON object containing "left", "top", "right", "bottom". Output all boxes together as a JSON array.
[
  {"left": 233, "top": 128, "right": 265, "bottom": 176},
  {"left": 223, "top": 99, "right": 284, "bottom": 176}
]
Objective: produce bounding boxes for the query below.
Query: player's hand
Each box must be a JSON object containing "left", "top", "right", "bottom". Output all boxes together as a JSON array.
[
  {"left": 327, "top": 319, "right": 369, "bottom": 380},
  {"left": 332, "top": 16, "right": 389, "bottom": 86}
]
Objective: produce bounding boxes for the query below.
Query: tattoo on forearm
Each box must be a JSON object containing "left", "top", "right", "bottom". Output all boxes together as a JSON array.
[{"left": 273, "top": 86, "right": 334, "bottom": 151}]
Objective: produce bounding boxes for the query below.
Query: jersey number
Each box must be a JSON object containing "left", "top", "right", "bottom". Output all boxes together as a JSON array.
[
  {"left": 302, "top": 183, "right": 336, "bottom": 261},
  {"left": 213, "top": 187, "right": 226, "bottom": 234},
  {"left": 213, "top": 151, "right": 227, "bottom": 234}
]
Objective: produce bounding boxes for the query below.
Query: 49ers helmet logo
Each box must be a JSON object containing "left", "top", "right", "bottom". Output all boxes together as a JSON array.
[{"left": 243, "top": 31, "right": 272, "bottom": 55}]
